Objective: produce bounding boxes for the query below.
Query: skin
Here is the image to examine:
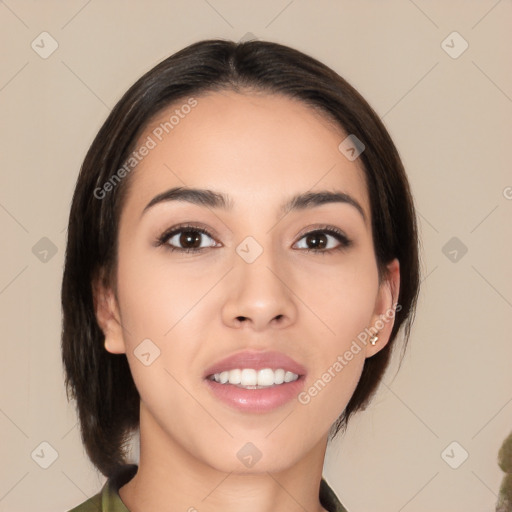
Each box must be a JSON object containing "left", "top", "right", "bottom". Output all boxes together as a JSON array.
[{"left": 94, "top": 90, "right": 400, "bottom": 512}]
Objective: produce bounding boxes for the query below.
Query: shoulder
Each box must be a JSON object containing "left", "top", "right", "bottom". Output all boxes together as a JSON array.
[
  {"left": 67, "top": 491, "right": 102, "bottom": 512},
  {"left": 66, "top": 465, "right": 138, "bottom": 512}
]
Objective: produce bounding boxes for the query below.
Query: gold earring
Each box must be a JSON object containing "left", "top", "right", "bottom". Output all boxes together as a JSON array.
[{"left": 369, "top": 334, "right": 379, "bottom": 346}]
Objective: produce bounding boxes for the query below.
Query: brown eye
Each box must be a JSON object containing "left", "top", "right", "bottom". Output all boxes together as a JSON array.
[
  {"left": 304, "top": 232, "right": 328, "bottom": 249},
  {"left": 157, "top": 226, "right": 217, "bottom": 253},
  {"left": 294, "top": 227, "right": 352, "bottom": 253},
  {"left": 177, "top": 230, "right": 203, "bottom": 249}
]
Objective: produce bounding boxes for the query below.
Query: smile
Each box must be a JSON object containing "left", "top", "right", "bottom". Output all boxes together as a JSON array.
[{"left": 207, "top": 368, "right": 300, "bottom": 388}]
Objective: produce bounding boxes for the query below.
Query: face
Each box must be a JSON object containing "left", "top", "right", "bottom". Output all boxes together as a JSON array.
[{"left": 94, "top": 90, "right": 399, "bottom": 474}]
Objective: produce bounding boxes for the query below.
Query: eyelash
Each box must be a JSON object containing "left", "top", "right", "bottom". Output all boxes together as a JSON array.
[{"left": 155, "top": 223, "right": 352, "bottom": 255}]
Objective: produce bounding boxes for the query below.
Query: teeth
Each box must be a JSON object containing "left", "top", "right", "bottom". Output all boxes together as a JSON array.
[
  {"left": 228, "top": 369, "right": 241, "bottom": 385},
  {"left": 210, "top": 368, "right": 299, "bottom": 388}
]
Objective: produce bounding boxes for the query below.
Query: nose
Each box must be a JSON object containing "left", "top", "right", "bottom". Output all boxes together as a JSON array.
[{"left": 221, "top": 245, "right": 298, "bottom": 332}]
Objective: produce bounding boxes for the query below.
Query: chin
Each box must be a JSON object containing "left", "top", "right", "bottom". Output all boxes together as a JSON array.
[{"left": 201, "top": 442, "right": 307, "bottom": 476}]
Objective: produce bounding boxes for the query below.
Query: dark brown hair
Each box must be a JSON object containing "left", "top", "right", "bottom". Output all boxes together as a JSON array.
[{"left": 61, "top": 38, "right": 420, "bottom": 478}]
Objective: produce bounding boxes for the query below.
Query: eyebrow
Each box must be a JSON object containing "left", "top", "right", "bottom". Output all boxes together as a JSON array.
[{"left": 141, "top": 186, "right": 367, "bottom": 223}]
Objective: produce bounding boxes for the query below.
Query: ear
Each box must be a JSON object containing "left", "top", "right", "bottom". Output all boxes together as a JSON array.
[
  {"left": 366, "top": 258, "right": 400, "bottom": 358},
  {"left": 92, "top": 274, "right": 126, "bottom": 355}
]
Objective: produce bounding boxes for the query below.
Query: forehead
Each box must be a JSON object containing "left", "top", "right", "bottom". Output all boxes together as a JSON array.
[{"left": 122, "top": 90, "right": 369, "bottom": 221}]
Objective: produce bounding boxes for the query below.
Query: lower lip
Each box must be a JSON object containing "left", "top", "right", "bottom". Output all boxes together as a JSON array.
[{"left": 204, "top": 376, "right": 306, "bottom": 413}]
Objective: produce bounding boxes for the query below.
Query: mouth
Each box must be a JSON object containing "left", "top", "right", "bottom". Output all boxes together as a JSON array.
[
  {"left": 202, "top": 350, "right": 307, "bottom": 412},
  {"left": 206, "top": 367, "right": 301, "bottom": 389}
]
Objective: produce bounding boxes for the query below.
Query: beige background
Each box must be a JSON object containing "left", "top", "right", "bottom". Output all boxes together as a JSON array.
[{"left": 1, "top": 1, "right": 511, "bottom": 511}]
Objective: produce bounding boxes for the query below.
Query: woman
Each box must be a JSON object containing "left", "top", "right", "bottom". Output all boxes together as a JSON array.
[{"left": 62, "top": 38, "right": 420, "bottom": 512}]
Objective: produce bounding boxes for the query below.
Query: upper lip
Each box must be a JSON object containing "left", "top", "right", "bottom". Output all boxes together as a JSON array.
[{"left": 203, "top": 350, "right": 307, "bottom": 379}]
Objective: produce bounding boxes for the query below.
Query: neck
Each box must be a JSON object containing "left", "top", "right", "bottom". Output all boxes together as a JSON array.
[{"left": 119, "top": 405, "right": 330, "bottom": 512}]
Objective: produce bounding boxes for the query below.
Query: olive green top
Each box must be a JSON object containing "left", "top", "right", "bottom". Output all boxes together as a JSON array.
[{"left": 68, "top": 464, "right": 348, "bottom": 512}]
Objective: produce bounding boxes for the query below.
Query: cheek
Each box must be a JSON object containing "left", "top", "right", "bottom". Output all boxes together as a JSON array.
[
  {"left": 293, "top": 254, "right": 378, "bottom": 423},
  {"left": 116, "top": 241, "right": 214, "bottom": 341},
  {"left": 114, "top": 245, "right": 216, "bottom": 406},
  {"left": 297, "top": 250, "right": 379, "bottom": 342},
  {"left": 298, "top": 360, "right": 366, "bottom": 436}
]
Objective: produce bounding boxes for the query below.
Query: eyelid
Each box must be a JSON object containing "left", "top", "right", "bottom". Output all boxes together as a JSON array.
[{"left": 295, "top": 223, "right": 348, "bottom": 240}]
